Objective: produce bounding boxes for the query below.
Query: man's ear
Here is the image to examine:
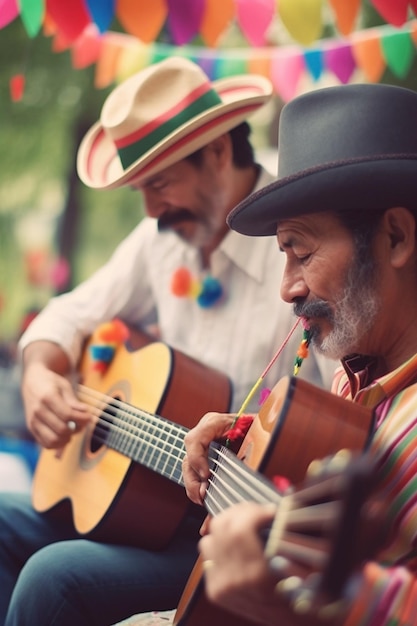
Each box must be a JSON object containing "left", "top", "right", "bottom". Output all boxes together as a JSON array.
[{"left": 383, "top": 206, "right": 417, "bottom": 268}]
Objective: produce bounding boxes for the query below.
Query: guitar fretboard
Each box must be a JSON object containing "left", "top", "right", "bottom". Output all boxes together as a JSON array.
[{"left": 78, "top": 384, "right": 188, "bottom": 485}]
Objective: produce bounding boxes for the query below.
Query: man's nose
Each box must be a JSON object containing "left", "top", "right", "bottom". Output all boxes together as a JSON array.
[{"left": 280, "top": 264, "right": 309, "bottom": 303}]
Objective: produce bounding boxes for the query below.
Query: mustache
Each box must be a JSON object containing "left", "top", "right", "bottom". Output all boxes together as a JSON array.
[
  {"left": 293, "top": 298, "right": 334, "bottom": 322},
  {"left": 157, "top": 210, "right": 196, "bottom": 232}
]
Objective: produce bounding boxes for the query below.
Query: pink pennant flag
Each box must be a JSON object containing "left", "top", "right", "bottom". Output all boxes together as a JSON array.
[
  {"left": 235, "top": 0, "right": 275, "bottom": 46},
  {"left": 271, "top": 51, "right": 304, "bottom": 102},
  {"left": 71, "top": 24, "right": 102, "bottom": 69},
  {"left": 0, "top": 0, "right": 19, "bottom": 28}
]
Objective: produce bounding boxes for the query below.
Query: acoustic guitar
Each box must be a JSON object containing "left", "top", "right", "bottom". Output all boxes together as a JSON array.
[
  {"left": 32, "top": 330, "right": 232, "bottom": 549},
  {"left": 173, "top": 378, "right": 376, "bottom": 626}
]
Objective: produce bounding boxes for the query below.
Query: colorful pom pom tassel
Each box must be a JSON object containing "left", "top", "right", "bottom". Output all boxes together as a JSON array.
[
  {"left": 293, "top": 319, "right": 311, "bottom": 375},
  {"left": 171, "top": 267, "right": 223, "bottom": 308},
  {"left": 89, "top": 319, "right": 130, "bottom": 373}
]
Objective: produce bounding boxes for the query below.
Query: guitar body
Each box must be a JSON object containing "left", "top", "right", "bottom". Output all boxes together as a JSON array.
[
  {"left": 174, "top": 375, "right": 375, "bottom": 626},
  {"left": 32, "top": 331, "right": 231, "bottom": 549}
]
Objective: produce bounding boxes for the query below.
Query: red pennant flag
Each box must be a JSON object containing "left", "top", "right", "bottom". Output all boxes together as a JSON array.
[{"left": 46, "top": 0, "right": 91, "bottom": 42}]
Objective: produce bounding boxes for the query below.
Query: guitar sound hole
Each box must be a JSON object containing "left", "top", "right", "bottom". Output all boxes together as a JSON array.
[{"left": 90, "top": 396, "right": 120, "bottom": 453}]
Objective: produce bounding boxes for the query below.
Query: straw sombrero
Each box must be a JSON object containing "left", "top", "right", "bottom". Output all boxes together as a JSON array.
[
  {"left": 77, "top": 56, "right": 273, "bottom": 190},
  {"left": 228, "top": 83, "right": 417, "bottom": 237}
]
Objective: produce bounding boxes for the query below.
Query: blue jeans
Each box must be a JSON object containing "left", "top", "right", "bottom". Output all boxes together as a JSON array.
[{"left": 0, "top": 493, "right": 201, "bottom": 626}]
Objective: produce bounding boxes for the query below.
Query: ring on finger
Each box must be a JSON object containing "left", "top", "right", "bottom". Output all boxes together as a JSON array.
[
  {"left": 202, "top": 559, "right": 215, "bottom": 572},
  {"left": 67, "top": 420, "right": 77, "bottom": 432}
]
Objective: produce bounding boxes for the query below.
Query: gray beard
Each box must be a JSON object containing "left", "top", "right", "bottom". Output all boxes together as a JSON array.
[
  {"left": 318, "top": 278, "right": 380, "bottom": 360},
  {"left": 294, "top": 254, "right": 380, "bottom": 361}
]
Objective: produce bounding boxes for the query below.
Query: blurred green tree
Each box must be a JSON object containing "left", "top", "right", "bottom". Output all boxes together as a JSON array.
[{"left": 0, "top": 19, "right": 141, "bottom": 340}]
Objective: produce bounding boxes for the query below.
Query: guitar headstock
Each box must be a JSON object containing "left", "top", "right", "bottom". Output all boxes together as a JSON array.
[{"left": 265, "top": 450, "right": 385, "bottom": 614}]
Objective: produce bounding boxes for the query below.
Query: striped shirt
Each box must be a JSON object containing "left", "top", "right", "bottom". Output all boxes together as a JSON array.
[{"left": 332, "top": 353, "right": 417, "bottom": 625}]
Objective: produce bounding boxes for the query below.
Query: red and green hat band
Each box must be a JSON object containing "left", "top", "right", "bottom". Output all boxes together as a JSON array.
[{"left": 115, "top": 84, "right": 222, "bottom": 170}]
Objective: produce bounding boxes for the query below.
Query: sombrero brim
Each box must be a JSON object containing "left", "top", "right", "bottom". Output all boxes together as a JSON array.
[
  {"left": 227, "top": 155, "right": 417, "bottom": 236},
  {"left": 77, "top": 74, "right": 272, "bottom": 190}
]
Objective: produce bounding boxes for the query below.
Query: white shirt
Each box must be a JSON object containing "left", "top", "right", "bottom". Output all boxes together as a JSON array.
[{"left": 19, "top": 168, "right": 336, "bottom": 411}]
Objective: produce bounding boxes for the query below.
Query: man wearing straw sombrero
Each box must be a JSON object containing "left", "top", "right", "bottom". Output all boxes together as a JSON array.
[{"left": 0, "top": 58, "right": 334, "bottom": 625}]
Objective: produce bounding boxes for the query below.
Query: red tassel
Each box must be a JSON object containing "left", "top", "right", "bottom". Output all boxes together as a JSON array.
[
  {"left": 272, "top": 475, "right": 292, "bottom": 494},
  {"left": 223, "top": 415, "right": 254, "bottom": 441}
]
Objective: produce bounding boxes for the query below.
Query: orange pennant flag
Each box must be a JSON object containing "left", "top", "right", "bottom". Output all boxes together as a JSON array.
[
  {"left": 328, "top": 0, "right": 361, "bottom": 36},
  {"left": 42, "top": 11, "right": 57, "bottom": 36},
  {"left": 352, "top": 34, "right": 385, "bottom": 83},
  {"left": 116, "top": 0, "right": 167, "bottom": 43},
  {"left": 94, "top": 34, "right": 123, "bottom": 88},
  {"left": 200, "top": 0, "right": 234, "bottom": 46},
  {"left": 247, "top": 54, "right": 272, "bottom": 81},
  {"left": 410, "top": 20, "right": 417, "bottom": 47}
]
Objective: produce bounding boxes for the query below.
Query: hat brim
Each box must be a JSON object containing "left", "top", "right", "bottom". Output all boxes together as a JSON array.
[
  {"left": 227, "top": 157, "right": 417, "bottom": 236},
  {"left": 77, "top": 74, "right": 272, "bottom": 190}
]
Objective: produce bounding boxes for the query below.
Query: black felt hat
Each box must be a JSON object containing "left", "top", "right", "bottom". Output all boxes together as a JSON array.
[{"left": 228, "top": 83, "right": 417, "bottom": 236}]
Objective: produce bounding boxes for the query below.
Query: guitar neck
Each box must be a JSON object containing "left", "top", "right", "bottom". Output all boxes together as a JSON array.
[
  {"left": 78, "top": 383, "right": 188, "bottom": 486},
  {"left": 204, "top": 446, "right": 368, "bottom": 587}
]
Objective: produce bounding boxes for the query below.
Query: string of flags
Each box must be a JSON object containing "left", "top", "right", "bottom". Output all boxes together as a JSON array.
[
  {"left": 4, "top": 0, "right": 417, "bottom": 102},
  {"left": 2, "top": 0, "right": 417, "bottom": 47}
]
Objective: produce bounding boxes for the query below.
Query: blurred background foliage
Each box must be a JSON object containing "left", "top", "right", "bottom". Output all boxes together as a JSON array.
[{"left": 0, "top": 19, "right": 143, "bottom": 342}]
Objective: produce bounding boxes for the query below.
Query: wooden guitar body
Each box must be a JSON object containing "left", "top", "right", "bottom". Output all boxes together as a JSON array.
[
  {"left": 32, "top": 332, "right": 231, "bottom": 549},
  {"left": 174, "top": 375, "right": 375, "bottom": 626}
]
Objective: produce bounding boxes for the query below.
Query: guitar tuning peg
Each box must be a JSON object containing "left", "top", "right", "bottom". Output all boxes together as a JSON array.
[
  {"left": 328, "top": 449, "right": 352, "bottom": 471},
  {"left": 306, "top": 458, "right": 324, "bottom": 477},
  {"left": 275, "top": 575, "right": 303, "bottom": 597},
  {"left": 318, "top": 599, "right": 348, "bottom": 620},
  {"left": 275, "top": 576, "right": 314, "bottom": 615},
  {"left": 276, "top": 573, "right": 347, "bottom": 620},
  {"left": 307, "top": 450, "right": 353, "bottom": 479}
]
